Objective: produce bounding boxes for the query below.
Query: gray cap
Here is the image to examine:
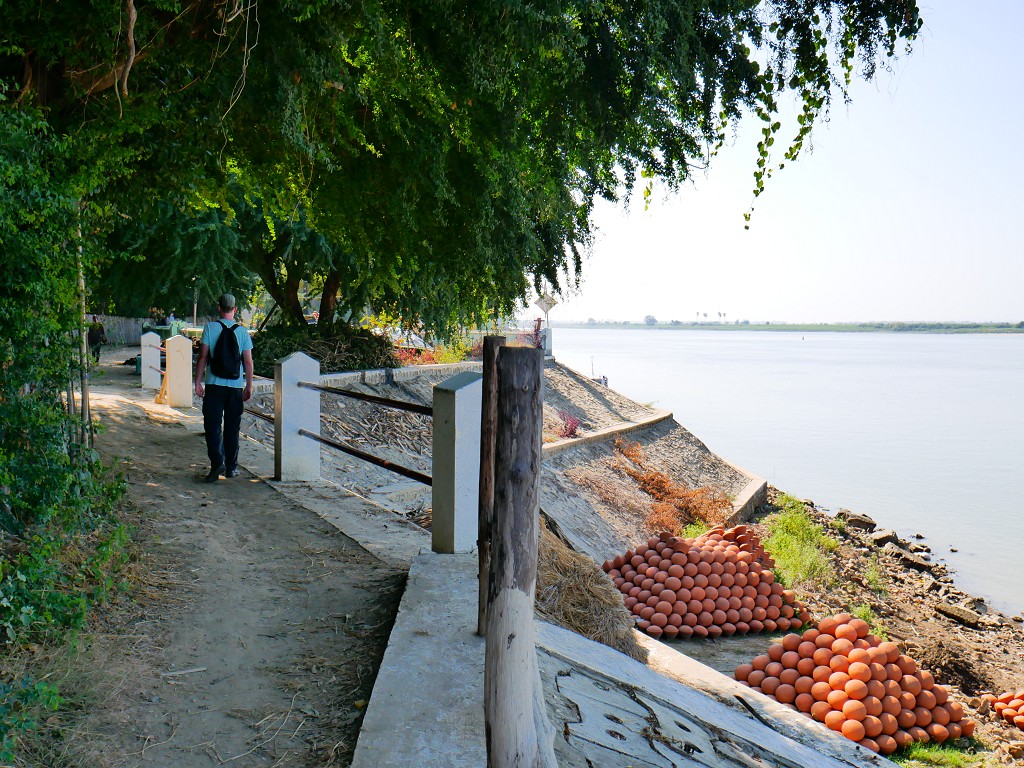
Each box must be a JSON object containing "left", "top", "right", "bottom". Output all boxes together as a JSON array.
[{"left": 218, "top": 293, "right": 236, "bottom": 309}]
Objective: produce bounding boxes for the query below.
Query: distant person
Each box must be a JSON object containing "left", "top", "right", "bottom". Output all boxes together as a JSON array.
[
  {"left": 194, "top": 294, "right": 254, "bottom": 483},
  {"left": 87, "top": 315, "right": 107, "bottom": 364}
]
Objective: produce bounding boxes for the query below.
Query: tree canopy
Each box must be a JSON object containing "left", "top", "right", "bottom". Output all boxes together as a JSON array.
[{"left": 3, "top": 0, "right": 921, "bottom": 334}]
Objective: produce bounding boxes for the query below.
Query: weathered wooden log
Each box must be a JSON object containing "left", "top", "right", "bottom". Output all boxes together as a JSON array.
[
  {"left": 478, "top": 335, "right": 505, "bottom": 636},
  {"left": 485, "top": 346, "right": 557, "bottom": 768}
]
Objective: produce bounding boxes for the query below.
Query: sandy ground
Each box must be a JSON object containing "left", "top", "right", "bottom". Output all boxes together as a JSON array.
[{"left": 50, "top": 350, "right": 403, "bottom": 767}]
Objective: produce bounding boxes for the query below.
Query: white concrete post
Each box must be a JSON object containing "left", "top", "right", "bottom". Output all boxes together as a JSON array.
[
  {"left": 540, "top": 328, "right": 552, "bottom": 356},
  {"left": 432, "top": 371, "right": 483, "bottom": 553},
  {"left": 164, "top": 334, "right": 193, "bottom": 408},
  {"left": 141, "top": 331, "right": 161, "bottom": 389},
  {"left": 274, "top": 352, "right": 320, "bottom": 481}
]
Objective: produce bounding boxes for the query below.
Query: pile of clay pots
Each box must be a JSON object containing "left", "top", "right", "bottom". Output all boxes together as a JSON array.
[
  {"left": 990, "top": 691, "right": 1024, "bottom": 731},
  {"left": 601, "top": 526, "right": 811, "bottom": 639},
  {"left": 734, "top": 613, "right": 975, "bottom": 755}
]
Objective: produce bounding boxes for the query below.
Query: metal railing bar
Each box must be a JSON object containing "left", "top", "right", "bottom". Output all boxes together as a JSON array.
[
  {"left": 297, "top": 381, "right": 433, "bottom": 416},
  {"left": 245, "top": 408, "right": 274, "bottom": 423},
  {"left": 298, "top": 428, "right": 432, "bottom": 486}
]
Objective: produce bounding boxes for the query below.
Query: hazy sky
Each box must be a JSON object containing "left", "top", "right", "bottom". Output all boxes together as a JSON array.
[{"left": 547, "top": 1, "right": 1023, "bottom": 325}]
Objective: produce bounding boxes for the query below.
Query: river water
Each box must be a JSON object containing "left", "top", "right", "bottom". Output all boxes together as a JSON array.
[{"left": 553, "top": 328, "right": 1024, "bottom": 616}]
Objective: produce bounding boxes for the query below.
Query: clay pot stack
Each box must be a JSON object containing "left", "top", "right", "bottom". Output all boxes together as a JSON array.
[
  {"left": 601, "top": 526, "right": 810, "bottom": 640},
  {"left": 733, "top": 613, "right": 976, "bottom": 755},
  {"left": 991, "top": 691, "right": 1024, "bottom": 731}
]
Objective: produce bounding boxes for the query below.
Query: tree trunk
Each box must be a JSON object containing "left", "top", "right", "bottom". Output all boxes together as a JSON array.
[
  {"left": 76, "top": 225, "right": 92, "bottom": 447},
  {"left": 254, "top": 230, "right": 305, "bottom": 325},
  {"left": 318, "top": 270, "right": 342, "bottom": 328},
  {"left": 484, "top": 346, "right": 557, "bottom": 768},
  {"left": 282, "top": 271, "right": 303, "bottom": 324}
]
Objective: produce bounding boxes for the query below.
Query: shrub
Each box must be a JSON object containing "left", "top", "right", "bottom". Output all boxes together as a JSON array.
[
  {"left": 0, "top": 677, "right": 62, "bottom": 763},
  {"left": 555, "top": 409, "right": 581, "bottom": 438},
  {"left": 430, "top": 336, "right": 472, "bottom": 364}
]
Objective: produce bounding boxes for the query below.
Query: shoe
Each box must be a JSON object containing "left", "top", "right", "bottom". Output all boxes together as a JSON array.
[
  {"left": 225, "top": 468, "right": 241, "bottom": 478},
  {"left": 205, "top": 465, "right": 225, "bottom": 483}
]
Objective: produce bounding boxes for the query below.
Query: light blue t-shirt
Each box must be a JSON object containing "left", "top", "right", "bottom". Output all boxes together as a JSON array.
[{"left": 200, "top": 319, "right": 254, "bottom": 387}]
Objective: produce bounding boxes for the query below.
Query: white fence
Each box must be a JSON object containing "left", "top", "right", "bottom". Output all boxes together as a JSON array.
[{"left": 273, "top": 353, "right": 482, "bottom": 555}]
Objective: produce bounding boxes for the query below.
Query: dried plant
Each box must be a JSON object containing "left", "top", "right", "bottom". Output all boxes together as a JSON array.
[
  {"left": 613, "top": 439, "right": 732, "bottom": 532},
  {"left": 536, "top": 517, "right": 646, "bottom": 662}
]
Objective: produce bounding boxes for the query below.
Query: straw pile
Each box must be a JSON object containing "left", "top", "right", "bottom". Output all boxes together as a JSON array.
[
  {"left": 536, "top": 518, "right": 647, "bottom": 662},
  {"left": 734, "top": 613, "right": 976, "bottom": 755},
  {"left": 601, "top": 525, "right": 811, "bottom": 639}
]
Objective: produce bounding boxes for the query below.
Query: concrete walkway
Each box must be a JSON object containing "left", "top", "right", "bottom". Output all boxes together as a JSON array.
[{"left": 353, "top": 551, "right": 896, "bottom": 767}]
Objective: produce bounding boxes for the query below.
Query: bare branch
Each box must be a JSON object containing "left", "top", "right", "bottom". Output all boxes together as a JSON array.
[{"left": 121, "top": 0, "right": 138, "bottom": 97}]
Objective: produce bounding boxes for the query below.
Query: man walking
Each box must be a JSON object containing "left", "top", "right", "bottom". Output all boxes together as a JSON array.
[
  {"left": 194, "top": 293, "right": 254, "bottom": 482},
  {"left": 87, "top": 315, "right": 106, "bottom": 364}
]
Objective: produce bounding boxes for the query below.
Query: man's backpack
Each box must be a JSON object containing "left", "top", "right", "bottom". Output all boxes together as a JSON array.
[{"left": 210, "top": 322, "right": 242, "bottom": 379}]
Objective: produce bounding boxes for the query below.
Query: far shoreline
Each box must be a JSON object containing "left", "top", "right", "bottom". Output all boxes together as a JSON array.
[{"left": 552, "top": 321, "right": 1024, "bottom": 334}]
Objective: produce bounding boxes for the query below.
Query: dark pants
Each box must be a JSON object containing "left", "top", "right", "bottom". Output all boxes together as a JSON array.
[{"left": 203, "top": 384, "right": 244, "bottom": 471}]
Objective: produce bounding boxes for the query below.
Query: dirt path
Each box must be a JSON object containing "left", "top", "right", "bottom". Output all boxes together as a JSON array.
[{"left": 61, "top": 353, "right": 402, "bottom": 767}]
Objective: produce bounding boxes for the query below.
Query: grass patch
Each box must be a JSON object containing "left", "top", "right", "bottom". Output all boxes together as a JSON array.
[
  {"left": 679, "top": 521, "right": 710, "bottom": 539},
  {"left": 864, "top": 554, "right": 888, "bottom": 595},
  {"left": 891, "top": 739, "right": 995, "bottom": 767},
  {"left": 762, "top": 493, "right": 838, "bottom": 589},
  {"left": 850, "top": 603, "right": 889, "bottom": 641}
]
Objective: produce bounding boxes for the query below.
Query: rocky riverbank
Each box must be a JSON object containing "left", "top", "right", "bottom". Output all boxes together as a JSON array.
[{"left": 769, "top": 492, "right": 1024, "bottom": 764}]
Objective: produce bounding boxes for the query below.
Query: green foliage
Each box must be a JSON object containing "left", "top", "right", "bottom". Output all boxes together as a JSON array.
[
  {"left": 250, "top": 323, "right": 397, "bottom": 379},
  {"left": 763, "top": 493, "right": 838, "bottom": 589},
  {"left": 93, "top": 200, "right": 259, "bottom": 319},
  {"left": 891, "top": 739, "right": 992, "bottom": 767},
  {"left": 3, "top": 0, "right": 922, "bottom": 338},
  {"left": 0, "top": 676, "right": 62, "bottom": 764},
  {"left": 0, "top": 100, "right": 103, "bottom": 535},
  {"left": 429, "top": 337, "right": 473, "bottom": 365},
  {"left": 0, "top": 498, "right": 128, "bottom": 646},
  {"left": 680, "top": 521, "right": 711, "bottom": 540}
]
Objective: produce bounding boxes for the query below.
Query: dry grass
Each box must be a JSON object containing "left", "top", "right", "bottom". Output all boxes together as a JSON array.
[
  {"left": 535, "top": 517, "right": 647, "bottom": 663},
  {"left": 613, "top": 439, "right": 732, "bottom": 532}
]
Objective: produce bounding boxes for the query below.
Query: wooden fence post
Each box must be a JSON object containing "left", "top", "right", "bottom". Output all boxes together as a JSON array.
[
  {"left": 485, "top": 346, "right": 557, "bottom": 768},
  {"left": 477, "top": 335, "right": 505, "bottom": 636}
]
